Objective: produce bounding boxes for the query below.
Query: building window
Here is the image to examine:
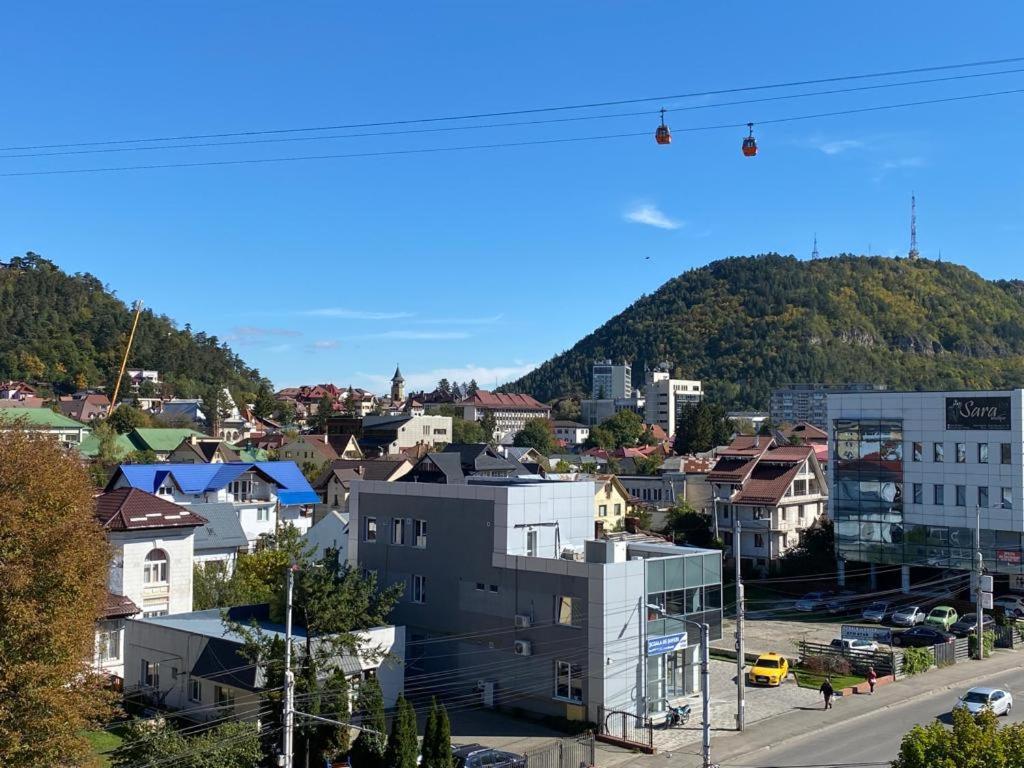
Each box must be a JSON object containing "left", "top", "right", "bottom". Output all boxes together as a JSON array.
[
  {"left": 554, "top": 660, "right": 583, "bottom": 703},
  {"left": 256, "top": 507, "right": 270, "bottom": 522},
  {"left": 364, "top": 517, "right": 377, "bottom": 542},
  {"left": 475, "top": 582, "right": 485, "bottom": 591},
  {"left": 142, "top": 659, "right": 159, "bottom": 689},
  {"left": 912, "top": 442, "right": 922, "bottom": 462},
  {"left": 1002, "top": 488, "right": 1013, "bottom": 510},
  {"left": 414, "top": 519, "right": 427, "bottom": 548},
  {"left": 913, "top": 483, "right": 923, "bottom": 504},
  {"left": 143, "top": 549, "right": 168, "bottom": 585},
  {"left": 214, "top": 685, "right": 235, "bottom": 709},
  {"left": 979, "top": 443, "right": 989, "bottom": 463},
  {"left": 598, "top": 505, "right": 608, "bottom": 517},
  {"left": 157, "top": 482, "right": 174, "bottom": 496},
  {"left": 189, "top": 679, "right": 202, "bottom": 702},
  {"left": 614, "top": 503, "right": 622, "bottom": 516},
  {"left": 229, "top": 479, "right": 252, "bottom": 501},
  {"left": 392, "top": 518, "right": 407, "bottom": 545},
  {"left": 97, "top": 628, "right": 121, "bottom": 662},
  {"left": 526, "top": 530, "right": 538, "bottom": 557},
  {"left": 933, "top": 443, "right": 944, "bottom": 462},
  {"left": 412, "top": 574, "right": 426, "bottom": 603},
  {"left": 555, "top": 596, "right": 577, "bottom": 626},
  {"left": 143, "top": 608, "right": 168, "bottom": 618},
  {"left": 934, "top": 485, "right": 945, "bottom": 505},
  {"left": 955, "top": 442, "right": 966, "bottom": 463},
  {"left": 979, "top": 486, "right": 989, "bottom": 508},
  {"left": 956, "top": 485, "right": 966, "bottom": 507},
  {"left": 780, "top": 508, "right": 787, "bottom": 521},
  {"left": 722, "top": 505, "right": 730, "bottom": 519},
  {"left": 754, "top": 533, "right": 765, "bottom": 548},
  {"left": 1002, "top": 443, "right": 1012, "bottom": 464},
  {"left": 489, "top": 584, "right": 498, "bottom": 593}
]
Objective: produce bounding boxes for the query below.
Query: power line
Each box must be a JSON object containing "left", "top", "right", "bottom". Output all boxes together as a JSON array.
[
  {"left": 3, "top": 86, "right": 1022, "bottom": 179},
  {"left": 4, "top": 65, "right": 1024, "bottom": 161},
  {"left": 4, "top": 54, "right": 1022, "bottom": 152}
]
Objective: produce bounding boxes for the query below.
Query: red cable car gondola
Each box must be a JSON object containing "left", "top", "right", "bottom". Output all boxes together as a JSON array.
[
  {"left": 655, "top": 108, "right": 671, "bottom": 145},
  {"left": 742, "top": 122, "right": 757, "bottom": 157}
]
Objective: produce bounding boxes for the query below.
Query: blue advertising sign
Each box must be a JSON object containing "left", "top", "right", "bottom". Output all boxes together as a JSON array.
[{"left": 647, "top": 632, "right": 687, "bottom": 656}]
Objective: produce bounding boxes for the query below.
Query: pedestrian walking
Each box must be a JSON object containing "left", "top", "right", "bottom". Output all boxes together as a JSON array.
[
  {"left": 820, "top": 676, "right": 834, "bottom": 710},
  {"left": 867, "top": 666, "right": 877, "bottom": 695}
]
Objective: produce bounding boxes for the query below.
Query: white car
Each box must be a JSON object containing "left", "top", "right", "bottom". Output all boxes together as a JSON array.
[
  {"left": 891, "top": 606, "right": 926, "bottom": 627},
  {"left": 830, "top": 637, "right": 879, "bottom": 652},
  {"left": 954, "top": 687, "right": 1013, "bottom": 717},
  {"left": 993, "top": 595, "right": 1024, "bottom": 618}
]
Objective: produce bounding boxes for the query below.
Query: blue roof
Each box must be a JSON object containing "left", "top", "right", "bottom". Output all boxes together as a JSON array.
[{"left": 109, "top": 461, "right": 319, "bottom": 505}]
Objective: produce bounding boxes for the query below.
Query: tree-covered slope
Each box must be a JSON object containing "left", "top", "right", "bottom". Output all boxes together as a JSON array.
[
  {"left": 508, "top": 254, "right": 1024, "bottom": 408},
  {"left": 0, "top": 253, "right": 266, "bottom": 399}
]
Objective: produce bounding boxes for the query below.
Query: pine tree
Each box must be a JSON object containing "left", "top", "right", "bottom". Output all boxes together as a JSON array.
[
  {"left": 435, "top": 703, "right": 453, "bottom": 768},
  {"left": 350, "top": 678, "right": 387, "bottom": 768},
  {"left": 385, "top": 694, "right": 419, "bottom": 768},
  {"left": 421, "top": 699, "right": 439, "bottom": 768}
]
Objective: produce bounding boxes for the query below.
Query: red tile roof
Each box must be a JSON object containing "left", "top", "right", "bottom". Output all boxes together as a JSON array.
[
  {"left": 682, "top": 457, "right": 716, "bottom": 473},
  {"left": 95, "top": 488, "right": 207, "bottom": 531},
  {"left": 462, "top": 390, "right": 548, "bottom": 411},
  {"left": 714, "top": 443, "right": 820, "bottom": 506},
  {"left": 732, "top": 463, "right": 804, "bottom": 505},
  {"left": 104, "top": 592, "right": 140, "bottom": 619}
]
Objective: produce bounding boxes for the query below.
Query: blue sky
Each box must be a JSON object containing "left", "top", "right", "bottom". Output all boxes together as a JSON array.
[{"left": 2, "top": 3, "right": 1023, "bottom": 393}]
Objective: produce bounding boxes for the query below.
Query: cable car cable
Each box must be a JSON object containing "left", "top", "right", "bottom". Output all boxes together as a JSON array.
[{"left": 1, "top": 55, "right": 1022, "bottom": 152}]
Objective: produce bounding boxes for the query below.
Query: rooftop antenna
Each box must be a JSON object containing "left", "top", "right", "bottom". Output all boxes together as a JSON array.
[
  {"left": 908, "top": 193, "right": 920, "bottom": 260},
  {"left": 811, "top": 234, "right": 820, "bottom": 260}
]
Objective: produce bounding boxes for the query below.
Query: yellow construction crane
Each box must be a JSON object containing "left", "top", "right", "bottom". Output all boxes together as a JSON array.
[{"left": 108, "top": 300, "right": 143, "bottom": 416}]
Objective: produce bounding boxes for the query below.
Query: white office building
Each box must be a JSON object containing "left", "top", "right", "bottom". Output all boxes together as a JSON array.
[{"left": 592, "top": 360, "right": 632, "bottom": 400}]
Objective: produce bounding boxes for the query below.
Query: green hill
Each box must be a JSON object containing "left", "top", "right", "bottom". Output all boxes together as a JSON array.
[
  {"left": 0, "top": 252, "right": 266, "bottom": 400},
  {"left": 507, "top": 254, "right": 1024, "bottom": 409}
]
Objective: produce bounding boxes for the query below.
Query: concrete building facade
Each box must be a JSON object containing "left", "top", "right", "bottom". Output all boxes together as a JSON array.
[
  {"left": 771, "top": 383, "right": 886, "bottom": 430},
  {"left": 644, "top": 376, "right": 703, "bottom": 438},
  {"left": 592, "top": 360, "right": 632, "bottom": 400}
]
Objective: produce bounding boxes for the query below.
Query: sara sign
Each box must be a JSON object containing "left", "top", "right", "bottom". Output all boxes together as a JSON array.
[
  {"left": 647, "top": 632, "right": 687, "bottom": 656},
  {"left": 945, "top": 397, "right": 1012, "bottom": 431}
]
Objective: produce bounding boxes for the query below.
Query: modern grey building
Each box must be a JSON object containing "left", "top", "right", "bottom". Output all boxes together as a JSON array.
[
  {"left": 771, "top": 383, "right": 886, "bottom": 429},
  {"left": 592, "top": 360, "right": 632, "bottom": 400},
  {"left": 829, "top": 389, "right": 1024, "bottom": 593},
  {"left": 348, "top": 478, "right": 722, "bottom": 722}
]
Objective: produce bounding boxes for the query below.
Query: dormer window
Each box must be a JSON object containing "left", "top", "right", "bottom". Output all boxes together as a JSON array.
[{"left": 157, "top": 482, "right": 173, "bottom": 496}]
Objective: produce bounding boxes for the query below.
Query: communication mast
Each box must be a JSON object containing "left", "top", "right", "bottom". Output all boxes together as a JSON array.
[
  {"left": 908, "top": 194, "right": 920, "bottom": 260},
  {"left": 811, "top": 234, "right": 820, "bottom": 260}
]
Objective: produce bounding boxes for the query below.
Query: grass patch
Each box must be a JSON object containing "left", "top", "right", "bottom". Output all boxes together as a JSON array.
[
  {"left": 792, "top": 669, "right": 863, "bottom": 691},
  {"left": 83, "top": 726, "right": 124, "bottom": 766}
]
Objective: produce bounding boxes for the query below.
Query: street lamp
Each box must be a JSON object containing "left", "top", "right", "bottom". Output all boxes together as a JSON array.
[{"left": 647, "top": 604, "right": 714, "bottom": 768}]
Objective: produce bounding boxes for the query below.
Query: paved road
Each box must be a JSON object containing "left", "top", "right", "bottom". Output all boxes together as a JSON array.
[{"left": 732, "top": 665, "right": 1024, "bottom": 767}]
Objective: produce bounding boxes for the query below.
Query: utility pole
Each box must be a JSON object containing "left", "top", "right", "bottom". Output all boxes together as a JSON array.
[
  {"left": 734, "top": 518, "right": 745, "bottom": 731},
  {"left": 699, "top": 621, "right": 712, "bottom": 768},
  {"left": 975, "top": 505, "right": 985, "bottom": 661},
  {"left": 711, "top": 497, "right": 719, "bottom": 542},
  {"left": 281, "top": 564, "right": 298, "bottom": 768}
]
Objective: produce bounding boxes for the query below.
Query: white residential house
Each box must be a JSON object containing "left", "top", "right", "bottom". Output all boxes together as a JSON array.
[
  {"left": 460, "top": 390, "right": 550, "bottom": 442},
  {"left": 305, "top": 510, "right": 349, "bottom": 565},
  {"left": 553, "top": 421, "right": 590, "bottom": 446},
  {"left": 93, "top": 488, "right": 207, "bottom": 681}
]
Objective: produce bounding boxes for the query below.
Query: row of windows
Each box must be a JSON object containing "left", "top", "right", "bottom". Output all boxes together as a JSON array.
[
  {"left": 911, "top": 441, "right": 1012, "bottom": 465},
  {"left": 910, "top": 483, "right": 1013, "bottom": 509},
  {"left": 363, "top": 517, "right": 427, "bottom": 547},
  {"left": 598, "top": 503, "right": 623, "bottom": 517},
  {"left": 721, "top": 505, "right": 810, "bottom": 522},
  {"left": 723, "top": 531, "right": 769, "bottom": 548}
]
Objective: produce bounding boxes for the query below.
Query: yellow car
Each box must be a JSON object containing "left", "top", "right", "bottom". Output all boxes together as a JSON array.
[{"left": 747, "top": 652, "right": 789, "bottom": 687}]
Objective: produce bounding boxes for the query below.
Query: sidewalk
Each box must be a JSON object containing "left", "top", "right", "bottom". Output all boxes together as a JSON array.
[{"left": 607, "top": 648, "right": 1024, "bottom": 768}]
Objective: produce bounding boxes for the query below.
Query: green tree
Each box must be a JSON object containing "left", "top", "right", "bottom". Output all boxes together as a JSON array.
[
  {"left": 551, "top": 397, "right": 581, "bottom": 422},
  {"left": 665, "top": 501, "right": 719, "bottom": 547},
  {"left": 778, "top": 517, "right": 834, "bottom": 576},
  {"left": 343, "top": 386, "right": 358, "bottom": 417},
  {"left": 386, "top": 694, "right": 419, "bottom": 768},
  {"left": 422, "top": 700, "right": 439, "bottom": 768},
  {"left": 633, "top": 454, "right": 662, "bottom": 476},
  {"left": 601, "top": 409, "right": 645, "bottom": 448},
  {"left": 112, "top": 719, "right": 261, "bottom": 768},
  {"left": 674, "top": 401, "right": 733, "bottom": 454},
  {"left": 253, "top": 380, "right": 276, "bottom": 419},
  {"left": 478, "top": 411, "right": 498, "bottom": 442},
  {"left": 584, "top": 425, "right": 615, "bottom": 450},
  {"left": 436, "top": 378, "right": 452, "bottom": 398},
  {"left": 513, "top": 418, "right": 557, "bottom": 455},
  {"left": 465, "top": 379, "right": 479, "bottom": 397},
  {"left": 892, "top": 707, "right": 1014, "bottom": 768},
  {"left": 350, "top": 677, "right": 387, "bottom": 768},
  {"left": 554, "top": 459, "right": 573, "bottom": 473},
  {"left": 452, "top": 417, "right": 487, "bottom": 444},
  {"left": 434, "top": 703, "right": 453, "bottom": 768},
  {"left": 315, "top": 392, "right": 335, "bottom": 432},
  {"left": 273, "top": 399, "right": 296, "bottom": 425},
  {"left": 106, "top": 403, "right": 151, "bottom": 434},
  {"left": 0, "top": 430, "right": 114, "bottom": 767}
]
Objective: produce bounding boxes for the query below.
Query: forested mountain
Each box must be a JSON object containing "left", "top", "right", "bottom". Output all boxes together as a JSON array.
[
  {"left": 0, "top": 253, "right": 266, "bottom": 399},
  {"left": 507, "top": 254, "right": 1024, "bottom": 409}
]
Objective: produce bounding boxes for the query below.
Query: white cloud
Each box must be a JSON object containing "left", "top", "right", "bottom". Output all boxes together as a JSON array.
[
  {"left": 309, "top": 339, "right": 340, "bottom": 350},
  {"left": 356, "top": 362, "right": 539, "bottom": 392},
  {"left": 624, "top": 203, "right": 682, "bottom": 230},
  {"left": 226, "top": 326, "right": 302, "bottom": 346},
  {"left": 365, "top": 330, "right": 471, "bottom": 340},
  {"left": 812, "top": 138, "right": 864, "bottom": 155},
  {"left": 881, "top": 156, "right": 926, "bottom": 169},
  {"left": 303, "top": 308, "right": 414, "bottom": 320},
  {"left": 415, "top": 314, "right": 504, "bottom": 325}
]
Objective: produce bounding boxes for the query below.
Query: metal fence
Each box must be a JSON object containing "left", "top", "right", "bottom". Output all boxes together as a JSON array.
[
  {"left": 501, "top": 733, "right": 596, "bottom": 768},
  {"left": 954, "top": 636, "right": 971, "bottom": 661},
  {"left": 995, "top": 624, "right": 1019, "bottom": 649},
  {"left": 596, "top": 706, "right": 653, "bottom": 752},
  {"left": 798, "top": 641, "right": 896, "bottom": 677},
  {"left": 933, "top": 641, "right": 955, "bottom": 667}
]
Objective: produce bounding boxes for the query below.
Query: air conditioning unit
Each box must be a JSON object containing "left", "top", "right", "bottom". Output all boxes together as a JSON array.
[
  {"left": 514, "top": 614, "right": 532, "bottom": 628},
  {"left": 476, "top": 679, "right": 486, "bottom": 691},
  {"left": 514, "top": 640, "right": 533, "bottom": 656}
]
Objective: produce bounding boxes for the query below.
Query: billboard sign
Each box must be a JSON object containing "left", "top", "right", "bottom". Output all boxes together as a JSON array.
[
  {"left": 841, "top": 624, "right": 892, "bottom": 644},
  {"left": 647, "top": 632, "right": 687, "bottom": 656},
  {"left": 946, "top": 396, "right": 1012, "bottom": 430}
]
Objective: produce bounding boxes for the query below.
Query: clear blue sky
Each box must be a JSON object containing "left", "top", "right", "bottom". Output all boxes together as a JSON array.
[{"left": 2, "top": 4, "right": 1022, "bottom": 393}]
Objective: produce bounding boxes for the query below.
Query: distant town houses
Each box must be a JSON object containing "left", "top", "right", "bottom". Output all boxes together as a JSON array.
[
  {"left": 58, "top": 392, "right": 110, "bottom": 422},
  {"left": 460, "top": 389, "right": 550, "bottom": 442},
  {"left": 0, "top": 406, "right": 91, "bottom": 444}
]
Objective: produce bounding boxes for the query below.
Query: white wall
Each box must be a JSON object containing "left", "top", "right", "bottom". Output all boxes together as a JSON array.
[{"left": 109, "top": 529, "right": 195, "bottom": 616}]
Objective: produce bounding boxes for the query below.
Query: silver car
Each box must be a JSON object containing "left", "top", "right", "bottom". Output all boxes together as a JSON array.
[
  {"left": 794, "top": 591, "right": 833, "bottom": 612},
  {"left": 954, "top": 687, "right": 1013, "bottom": 717},
  {"left": 891, "top": 605, "right": 926, "bottom": 627},
  {"left": 861, "top": 601, "right": 891, "bottom": 623}
]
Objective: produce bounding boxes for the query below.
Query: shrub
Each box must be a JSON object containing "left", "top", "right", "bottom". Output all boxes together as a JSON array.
[
  {"left": 802, "top": 653, "right": 852, "bottom": 677},
  {"left": 968, "top": 630, "right": 996, "bottom": 658},
  {"left": 901, "top": 646, "right": 932, "bottom": 676}
]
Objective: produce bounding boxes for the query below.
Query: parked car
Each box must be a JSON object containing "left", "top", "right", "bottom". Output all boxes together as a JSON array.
[
  {"left": 452, "top": 745, "right": 527, "bottom": 768},
  {"left": 794, "top": 591, "right": 834, "bottom": 612},
  {"left": 861, "top": 601, "right": 892, "bottom": 623},
  {"left": 825, "top": 590, "right": 859, "bottom": 615},
  {"left": 925, "top": 605, "right": 958, "bottom": 630},
  {"left": 747, "top": 652, "right": 789, "bottom": 687},
  {"left": 954, "top": 686, "right": 1013, "bottom": 717},
  {"left": 892, "top": 626, "right": 955, "bottom": 648},
  {"left": 830, "top": 637, "right": 879, "bottom": 652},
  {"left": 950, "top": 612, "right": 997, "bottom": 638},
  {"left": 890, "top": 605, "right": 927, "bottom": 627},
  {"left": 993, "top": 595, "right": 1024, "bottom": 618}
]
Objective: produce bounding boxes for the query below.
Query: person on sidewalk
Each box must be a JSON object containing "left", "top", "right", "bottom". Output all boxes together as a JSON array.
[
  {"left": 820, "top": 677, "right": 834, "bottom": 709},
  {"left": 867, "top": 666, "right": 878, "bottom": 695}
]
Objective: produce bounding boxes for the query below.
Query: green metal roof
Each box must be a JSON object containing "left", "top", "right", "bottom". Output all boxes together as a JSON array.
[
  {"left": 128, "top": 428, "right": 208, "bottom": 452},
  {"left": 78, "top": 432, "right": 137, "bottom": 459},
  {"left": 0, "top": 407, "right": 88, "bottom": 429}
]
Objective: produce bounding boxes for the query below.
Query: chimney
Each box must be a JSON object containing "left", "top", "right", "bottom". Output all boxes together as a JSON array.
[
  {"left": 624, "top": 516, "right": 640, "bottom": 534},
  {"left": 754, "top": 433, "right": 760, "bottom": 449}
]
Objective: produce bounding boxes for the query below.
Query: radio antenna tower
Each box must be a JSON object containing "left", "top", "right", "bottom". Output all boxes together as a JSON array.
[
  {"left": 811, "top": 234, "right": 820, "bottom": 260},
  {"left": 908, "top": 193, "right": 920, "bottom": 260}
]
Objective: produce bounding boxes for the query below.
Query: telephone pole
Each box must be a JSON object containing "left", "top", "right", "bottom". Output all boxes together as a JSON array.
[
  {"left": 975, "top": 506, "right": 985, "bottom": 661},
  {"left": 281, "top": 564, "right": 298, "bottom": 768},
  {"left": 734, "top": 518, "right": 746, "bottom": 730}
]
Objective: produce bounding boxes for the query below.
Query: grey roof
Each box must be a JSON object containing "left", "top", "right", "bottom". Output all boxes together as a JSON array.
[
  {"left": 442, "top": 443, "right": 526, "bottom": 474},
  {"left": 409, "top": 452, "right": 466, "bottom": 483},
  {"left": 191, "top": 503, "right": 249, "bottom": 552},
  {"left": 191, "top": 636, "right": 260, "bottom": 691}
]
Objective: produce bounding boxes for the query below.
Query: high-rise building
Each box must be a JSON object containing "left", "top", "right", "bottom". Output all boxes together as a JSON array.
[
  {"left": 770, "top": 383, "right": 885, "bottom": 429},
  {"left": 591, "top": 360, "right": 631, "bottom": 400},
  {"left": 641, "top": 362, "right": 702, "bottom": 437}
]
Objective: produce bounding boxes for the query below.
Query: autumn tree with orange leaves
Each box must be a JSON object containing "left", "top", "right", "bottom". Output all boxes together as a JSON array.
[{"left": 0, "top": 429, "right": 114, "bottom": 767}]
